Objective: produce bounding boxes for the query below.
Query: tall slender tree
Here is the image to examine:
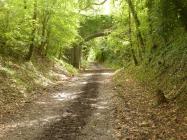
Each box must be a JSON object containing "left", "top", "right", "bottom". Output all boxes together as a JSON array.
[
  {"left": 126, "top": 0, "right": 144, "bottom": 48},
  {"left": 26, "top": 0, "right": 37, "bottom": 60}
]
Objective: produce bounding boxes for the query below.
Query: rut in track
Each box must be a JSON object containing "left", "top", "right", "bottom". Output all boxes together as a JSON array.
[{"left": 0, "top": 64, "right": 117, "bottom": 140}]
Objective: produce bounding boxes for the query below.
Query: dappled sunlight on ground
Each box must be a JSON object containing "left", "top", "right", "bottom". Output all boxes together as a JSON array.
[
  {"left": 0, "top": 57, "right": 75, "bottom": 116},
  {"left": 53, "top": 91, "right": 83, "bottom": 101},
  {"left": 81, "top": 72, "right": 114, "bottom": 77},
  {"left": 0, "top": 64, "right": 116, "bottom": 140},
  {"left": 0, "top": 114, "right": 61, "bottom": 137},
  {"left": 35, "top": 101, "right": 48, "bottom": 105},
  {"left": 91, "top": 103, "right": 108, "bottom": 110},
  {"left": 0, "top": 65, "right": 15, "bottom": 75}
]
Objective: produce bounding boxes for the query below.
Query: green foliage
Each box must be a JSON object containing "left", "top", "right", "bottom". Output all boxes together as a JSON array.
[
  {"left": 91, "top": 0, "right": 187, "bottom": 103},
  {"left": 79, "top": 15, "right": 113, "bottom": 38},
  {"left": 0, "top": 0, "right": 80, "bottom": 59}
]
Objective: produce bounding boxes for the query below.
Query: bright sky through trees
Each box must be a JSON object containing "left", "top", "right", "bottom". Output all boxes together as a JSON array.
[
  {"left": 103, "top": 0, "right": 111, "bottom": 15},
  {"left": 80, "top": 0, "right": 111, "bottom": 15}
]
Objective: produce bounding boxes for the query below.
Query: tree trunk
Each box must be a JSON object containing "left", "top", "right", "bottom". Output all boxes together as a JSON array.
[
  {"left": 126, "top": 0, "right": 145, "bottom": 49},
  {"left": 26, "top": 0, "right": 37, "bottom": 60},
  {"left": 40, "top": 0, "right": 57, "bottom": 56},
  {"left": 58, "top": 47, "right": 62, "bottom": 59},
  {"left": 71, "top": 45, "right": 81, "bottom": 68},
  {"left": 39, "top": 13, "right": 50, "bottom": 55},
  {"left": 128, "top": 7, "right": 138, "bottom": 66},
  {"left": 146, "top": 0, "right": 153, "bottom": 35},
  {"left": 74, "top": 46, "right": 81, "bottom": 68},
  {"left": 71, "top": 46, "right": 75, "bottom": 66},
  {"left": 44, "top": 27, "right": 51, "bottom": 56}
]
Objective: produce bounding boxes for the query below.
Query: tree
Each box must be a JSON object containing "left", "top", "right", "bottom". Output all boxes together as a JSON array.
[
  {"left": 126, "top": 0, "right": 145, "bottom": 48},
  {"left": 26, "top": 0, "right": 37, "bottom": 60},
  {"left": 128, "top": 8, "right": 138, "bottom": 65}
]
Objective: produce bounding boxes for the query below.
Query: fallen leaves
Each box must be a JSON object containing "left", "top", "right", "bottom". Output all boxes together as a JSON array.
[{"left": 112, "top": 70, "right": 187, "bottom": 139}]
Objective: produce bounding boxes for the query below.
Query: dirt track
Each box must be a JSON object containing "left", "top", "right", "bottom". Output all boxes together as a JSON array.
[
  {"left": 1, "top": 64, "right": 186, "bottom": 140},
  {"left": 0, "top": 64, "right": 117, "bottom": 140}
]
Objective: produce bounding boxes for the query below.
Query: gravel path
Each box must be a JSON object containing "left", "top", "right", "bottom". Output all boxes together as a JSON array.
[{"left": 0, "top": 64, "right": 117, "bottom": 140}]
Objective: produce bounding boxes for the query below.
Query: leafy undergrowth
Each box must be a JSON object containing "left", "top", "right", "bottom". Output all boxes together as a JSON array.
[
  {"left": 0, "top": 55, "right": 77, "bottom": 116},
  {"left": 112, "top": 69, "right": 187, "bottom": 139}
]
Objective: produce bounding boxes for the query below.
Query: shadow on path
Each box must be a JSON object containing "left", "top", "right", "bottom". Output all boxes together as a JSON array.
[{"left": 34, "top": 72, "right": 101, "bottom": 140}]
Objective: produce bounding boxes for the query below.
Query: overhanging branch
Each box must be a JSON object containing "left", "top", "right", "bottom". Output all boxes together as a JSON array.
[
  {"left": 80, "top": 0, "right": 108, "bottom": 10},
  {"left": 93, "top": 0, "right": 107, "bottom": 5}
]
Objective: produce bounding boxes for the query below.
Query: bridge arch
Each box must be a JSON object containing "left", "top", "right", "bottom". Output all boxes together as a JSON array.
[{"left": 71, "top": 30, "right": 111, "bottom": 68}]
